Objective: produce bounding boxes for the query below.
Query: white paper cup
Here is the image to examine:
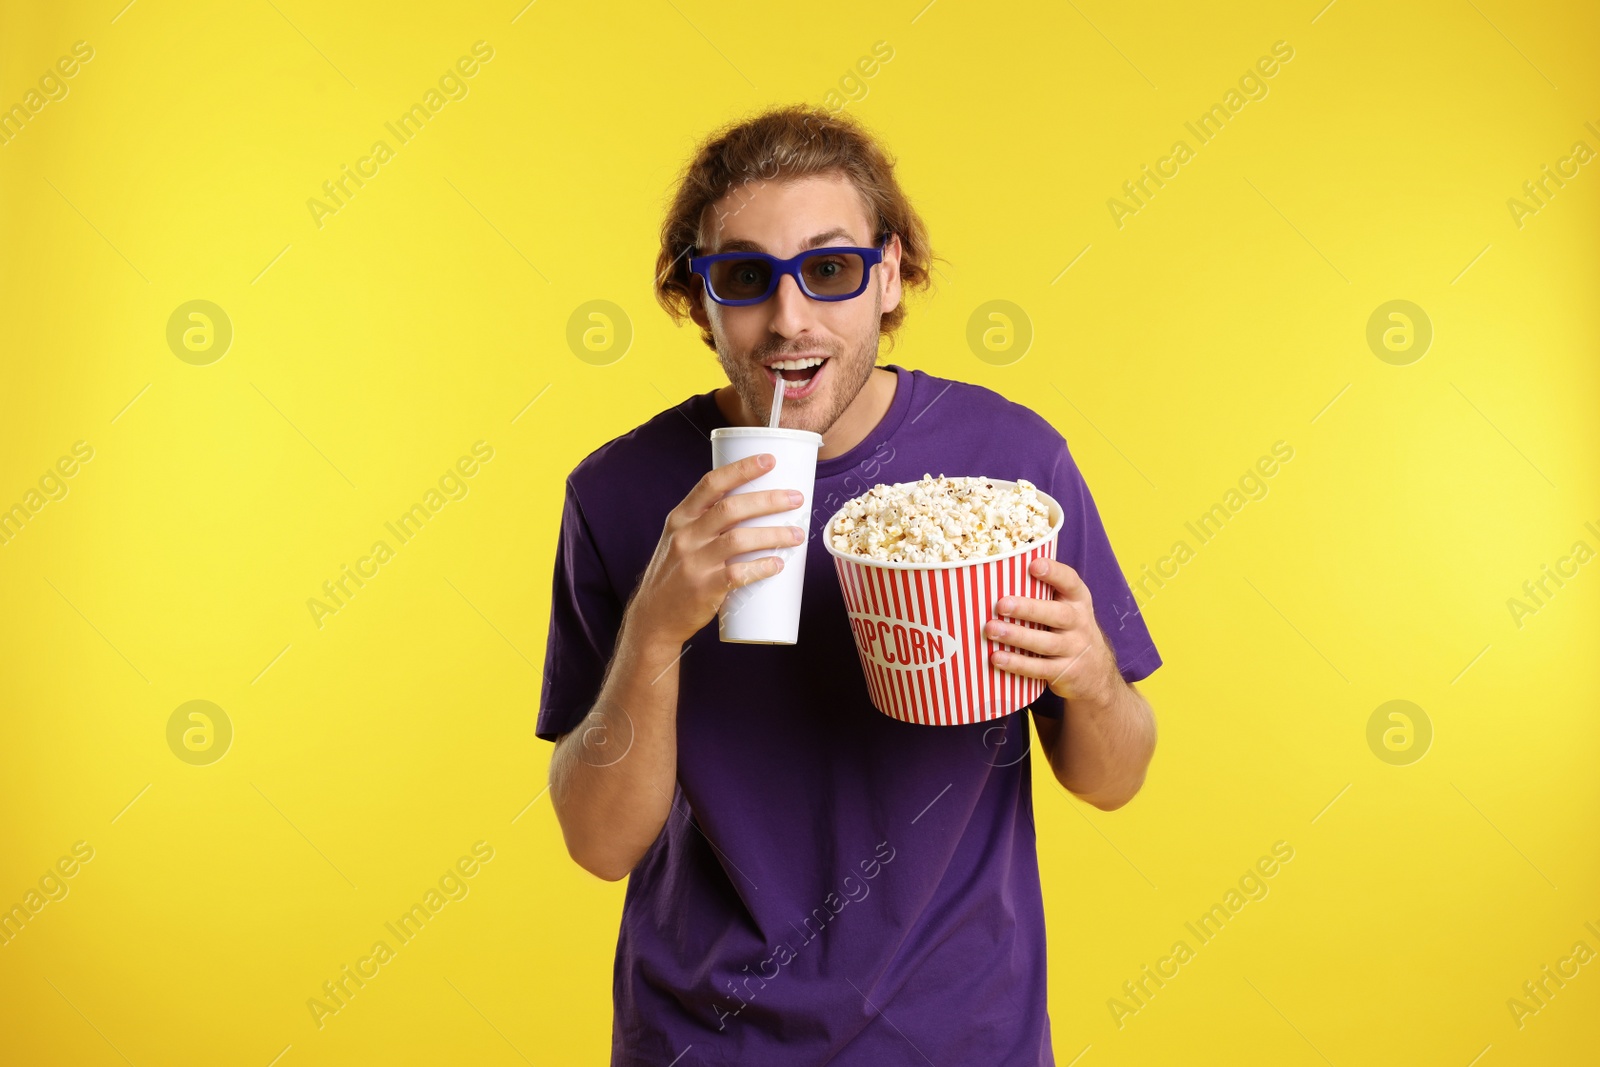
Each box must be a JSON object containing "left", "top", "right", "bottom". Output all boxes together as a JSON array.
[{"left": 710, "top": 427, "right": 824, "bottom": 644}]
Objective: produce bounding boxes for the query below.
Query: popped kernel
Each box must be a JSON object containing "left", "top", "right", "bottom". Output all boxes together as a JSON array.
[{"left": 828, "top": 475, "right": 1051, "bottom": 563}]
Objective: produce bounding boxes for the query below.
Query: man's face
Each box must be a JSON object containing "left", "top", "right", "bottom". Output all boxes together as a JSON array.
[{"left": 690, "top": 172, "right": 902, "bottom": 435}]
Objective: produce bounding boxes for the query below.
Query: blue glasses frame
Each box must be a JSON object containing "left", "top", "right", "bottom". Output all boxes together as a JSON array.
[{"left": 688, "top": 236, "right": 891, "bottom": 306}]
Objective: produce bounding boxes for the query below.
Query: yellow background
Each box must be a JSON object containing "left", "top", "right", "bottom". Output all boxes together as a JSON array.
[{"left": 2, "top": 0, "right": 1597, "bottom": 1063}]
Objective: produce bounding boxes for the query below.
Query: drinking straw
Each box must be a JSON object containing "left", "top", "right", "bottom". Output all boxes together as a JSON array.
[{"left": 768, "top": 370, "right": 784, "bottom": 428}]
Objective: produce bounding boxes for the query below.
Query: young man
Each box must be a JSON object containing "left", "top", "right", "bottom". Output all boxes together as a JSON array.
[{"left": 538, "top": 105, "right": 1161, "bottom": 1065}]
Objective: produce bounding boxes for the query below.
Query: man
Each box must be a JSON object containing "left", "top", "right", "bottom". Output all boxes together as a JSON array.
[{"left": 537, "top": 105, "right": 1161, "bottom": 1065}]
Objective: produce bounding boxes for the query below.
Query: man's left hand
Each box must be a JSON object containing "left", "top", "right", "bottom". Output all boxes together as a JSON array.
[{"left": 985, "top": 557, "right": 1120, "bottom": 706}]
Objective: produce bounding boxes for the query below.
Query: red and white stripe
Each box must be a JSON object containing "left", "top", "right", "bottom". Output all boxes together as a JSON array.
[{"left": 832, "top": 537, "right": 1059, "bottom": 726}]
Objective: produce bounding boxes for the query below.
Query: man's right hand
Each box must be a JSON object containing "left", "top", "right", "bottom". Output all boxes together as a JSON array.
[
  {"left": 551, "top": 452, "right": 804, "bottom": 881},
  {"left": 628, "top": 452, "right": 806, "bottom": 647}
]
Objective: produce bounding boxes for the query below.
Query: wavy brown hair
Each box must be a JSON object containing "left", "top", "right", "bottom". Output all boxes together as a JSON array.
[{"left": 654, "top": 104, "right": 937, "bottom": 354}]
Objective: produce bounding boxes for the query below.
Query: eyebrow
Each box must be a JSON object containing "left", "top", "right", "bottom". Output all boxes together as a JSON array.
[{"left": 710, "top": 227, "right": 861, "bottom": 255}]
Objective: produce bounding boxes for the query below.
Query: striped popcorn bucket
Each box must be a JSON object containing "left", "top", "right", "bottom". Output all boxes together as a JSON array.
[{"left": 823, "top": 483, "right": 1066, "bottom": 726}]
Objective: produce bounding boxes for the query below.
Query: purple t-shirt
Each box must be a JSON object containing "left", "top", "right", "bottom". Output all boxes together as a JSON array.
[{"left": 537, "top": 364, "right": 1161, "bottom": 1065}]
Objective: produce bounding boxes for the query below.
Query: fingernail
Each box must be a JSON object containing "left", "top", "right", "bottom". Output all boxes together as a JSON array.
[
  {"left": 788, "top": 490, "right": 803, "bottom": 504},
  {"left": 791, "top": 526, "right": 805, "bottom": 542},
  {"left": 997, "top": 598, "right": 1013, "bottom": 612},
  {"left": 759, "top": 454, "right": 775, "bottom": 468}
]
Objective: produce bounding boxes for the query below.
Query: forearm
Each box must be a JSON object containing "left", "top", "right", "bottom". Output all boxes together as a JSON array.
[
  {"left": 1038, "top": 680, "right": 1156, "bottom": 810},
  {"left": 549, "top": 608, "right": 684, "bottom": 881}
]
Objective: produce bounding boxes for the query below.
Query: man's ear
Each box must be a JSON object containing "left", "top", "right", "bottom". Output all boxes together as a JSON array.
[
  {"left": 880, "top": 232, "right": 903, "bottom": 316},
  {"left": 687, "top": 276, "right": 711, "bottom": 332}
]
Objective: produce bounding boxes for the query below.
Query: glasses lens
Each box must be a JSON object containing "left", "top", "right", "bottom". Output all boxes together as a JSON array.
[
  {"left": 708, "top": 257, "right": 773, "bottom": 301},
  {"left": 800, "top": 250, "right": 866, "bottom": 297}
]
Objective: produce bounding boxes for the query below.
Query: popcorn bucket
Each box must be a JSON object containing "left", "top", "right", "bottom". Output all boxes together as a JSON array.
[{"left": 823, "top": 482, "right": 1066, "bottom": 726}]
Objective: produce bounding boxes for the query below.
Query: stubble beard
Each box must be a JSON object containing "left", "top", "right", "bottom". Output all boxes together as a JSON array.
[{"left": 716, "top": 288, "right": 882, "bottom": 436}]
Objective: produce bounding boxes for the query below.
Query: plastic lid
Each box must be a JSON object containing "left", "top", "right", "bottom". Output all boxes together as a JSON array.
[{"left": 710, "top": 427, "right": 824, "bottom": 444}]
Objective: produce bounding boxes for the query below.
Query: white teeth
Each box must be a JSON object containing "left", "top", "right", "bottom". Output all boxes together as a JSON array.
[{"left": 771, "top": 357, "right": 824, "bottom": 371}]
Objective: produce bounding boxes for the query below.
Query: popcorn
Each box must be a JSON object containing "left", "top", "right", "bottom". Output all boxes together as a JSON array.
[{"left": 828, "top": 475, "right": 1052, "bottom": 563}]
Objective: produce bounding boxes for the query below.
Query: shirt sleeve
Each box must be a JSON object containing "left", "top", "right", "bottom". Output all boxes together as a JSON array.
[
  {"left": 1030, "top": 436, "right": 1162, "bottom": 721},
  {"left": 535, "top": 478, "right": 625, "bottom": 743}
]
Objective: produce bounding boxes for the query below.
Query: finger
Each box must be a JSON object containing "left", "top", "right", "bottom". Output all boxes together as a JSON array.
[
  {"left": 695, "top": 489, "right": 806, "bottom": 536},
  {"left": 991, "top": 593, "right": 1076, "bottom": 631},
  {"left": 992, "top": 642, "right": 1094, "bottom": 687},
  {"left": 987, "top": 648, "right": 1061, "bottom": 682},
  {"left": 1027, "top": 558, "right": 1092, "bottom": 605},
  {"left": 723, "top": 554, "right": 784, "bottom": 590},
  {"left": 984, "top": 618, "right": 1070, "bottom": 658},
  {"left": 682, "top": 453, "right": 777, "bottom": 516},
  {"left": 707, "top": 523, "right": 805, "bottom": 562}
]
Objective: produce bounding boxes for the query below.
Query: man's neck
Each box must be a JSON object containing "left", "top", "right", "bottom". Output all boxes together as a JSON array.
[{"left": 715, "top": 365, "right": 898, "bottom": 461}]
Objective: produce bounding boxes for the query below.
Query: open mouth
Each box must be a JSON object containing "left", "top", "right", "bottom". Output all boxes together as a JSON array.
[{"left": 764, "top": 355, "right": 828, "bottom": 398}]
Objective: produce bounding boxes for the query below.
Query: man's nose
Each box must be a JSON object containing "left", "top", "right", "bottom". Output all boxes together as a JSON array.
[{"left": 766, "top": 272, "right": 815, "bottom": 335}]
